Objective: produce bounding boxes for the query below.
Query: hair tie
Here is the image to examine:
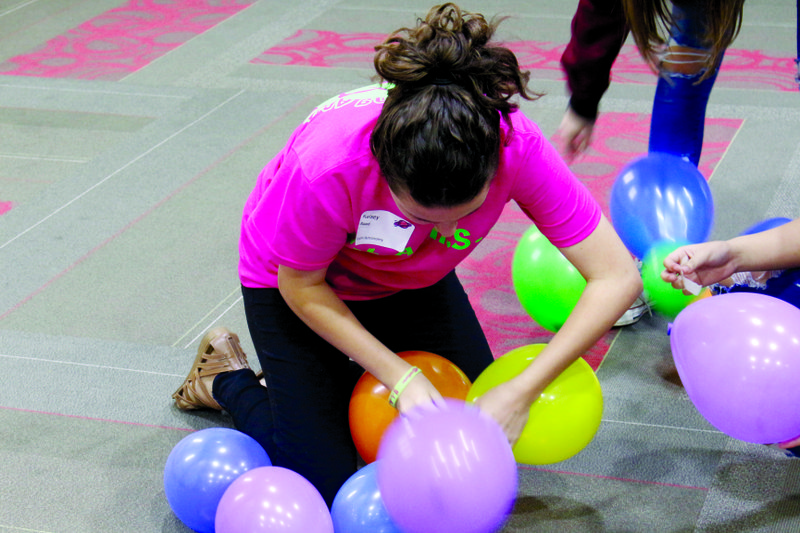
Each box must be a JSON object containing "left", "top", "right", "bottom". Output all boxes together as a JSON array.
[
  {"left": 430, "top": 76, "right": 455, "bottom": 86},
  {"left": 423, "top": 71, "right": 455, "bottom": 86}
]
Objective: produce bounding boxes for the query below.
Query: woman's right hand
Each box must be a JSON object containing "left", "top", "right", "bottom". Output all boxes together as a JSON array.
[
  {"left": 662, "top": 241, "right": 737, "bottom": 289},
  {"left": 393, "top": 371, "right": 445, "bottom": 415}
]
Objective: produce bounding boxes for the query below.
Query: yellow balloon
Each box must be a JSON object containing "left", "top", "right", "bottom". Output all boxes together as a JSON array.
[{"left": 467, "top": 344, "right": 603, "bottom": 465}]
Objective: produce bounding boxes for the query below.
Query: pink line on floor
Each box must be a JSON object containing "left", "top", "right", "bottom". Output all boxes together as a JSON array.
[
  {"left": 0, "top": 405, "right": 193, "bottom": 432},
  {"left": 0, "top": 95, "right": 316, "bottom": 321},
  {"left": 0, "top": 184, "right": 191, "bottom": 320}
]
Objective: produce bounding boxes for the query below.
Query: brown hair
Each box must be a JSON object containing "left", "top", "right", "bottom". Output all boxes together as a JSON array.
[
  {"left": 370, "top": 3, "right": 540, "bottom": 207},
  {"left": 622, "top": 0, "right": 745, "bottom": 81}
]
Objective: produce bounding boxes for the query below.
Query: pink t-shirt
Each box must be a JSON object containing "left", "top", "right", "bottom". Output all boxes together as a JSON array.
[{"left": 239, "top": 85, "right": 601, "bottom": 300}]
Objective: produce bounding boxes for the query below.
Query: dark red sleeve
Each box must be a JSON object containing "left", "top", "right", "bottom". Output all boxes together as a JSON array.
[{"left": 560, "top": 0, "right": 629, "bottom": 121}]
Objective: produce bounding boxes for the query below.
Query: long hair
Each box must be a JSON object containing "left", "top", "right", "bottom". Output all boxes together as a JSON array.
[
  {"left": 622, "top": 0, "right": 745, "bottom": 81},
  {"left": 370, "top": 3, "right": 541, "bottom": 207}
]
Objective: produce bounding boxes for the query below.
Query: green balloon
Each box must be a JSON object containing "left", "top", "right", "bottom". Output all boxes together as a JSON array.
[
  {"left": 512, "top": 225, "right": 586, "bottom": 332},
  {"left": 641, "top": 240, "right": 698, "bottom": 318}
]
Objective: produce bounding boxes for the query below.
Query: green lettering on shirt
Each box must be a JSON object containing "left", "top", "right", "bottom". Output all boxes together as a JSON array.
[
  {"left": 452, "top": 229, "right": 471, "bottom": 250},
  {"left": 429, "top": 227, "right": 475, "bottom": 250}
]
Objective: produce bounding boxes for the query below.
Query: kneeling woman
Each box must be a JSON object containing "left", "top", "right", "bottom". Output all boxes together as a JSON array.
[{"left": 173, "top": 3, "right": 641, "bottom": 506}]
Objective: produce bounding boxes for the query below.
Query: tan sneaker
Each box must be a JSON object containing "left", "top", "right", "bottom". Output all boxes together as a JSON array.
[{"left": 172, "top": 327, "right": 250, "bottom": 410}]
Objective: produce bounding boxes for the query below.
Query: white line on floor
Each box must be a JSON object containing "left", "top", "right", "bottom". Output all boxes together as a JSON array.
[
  {"left": 172, "top": 286, "right": 242, "bottom": 348},
  {"left": 0, "top": 352, "right": 184, "bottom": 377},
  {"left": 182, "top": 295, "right": 244, "bottom": 350},
  {"left": 603, "top": 418, "right": 722, "bottom": 434},
  {"left": 0, "top": 0, "right": 40, "bottom": 19},
  {"left": 0, "top": 89, "right": 246, "bottom": 252}
]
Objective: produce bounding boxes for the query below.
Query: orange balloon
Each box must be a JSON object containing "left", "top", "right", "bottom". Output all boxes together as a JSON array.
[
  {"left": 697, "top": 287, "right": 713, "bottom": 300},
  {"left": 348, "top": 351, "right": 472, "bottom": 463}
]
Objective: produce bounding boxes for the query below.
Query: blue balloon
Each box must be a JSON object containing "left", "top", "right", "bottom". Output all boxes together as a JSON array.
[
  {"left": 331, "top": 462, "right": 402, "bottom": 533},
  {"left": 741, "top": 217, "right": 792, "bottom": 236},
  {"left": 164, "top": 428, "right": 271, "bottom": 533},
  {"left": 610, "top": 152, "right": 714, "bottom": 259}
]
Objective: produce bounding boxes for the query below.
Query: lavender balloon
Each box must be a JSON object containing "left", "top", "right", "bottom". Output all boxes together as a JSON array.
[
  {"left": 670, "top": 293, "right": 800, "bottom": 443},
  {"left": 215, "top": 466, "right": 333, "bottom": 532},
  {"left": 377, "top": 399, "right": 517, "bottom": 533}
]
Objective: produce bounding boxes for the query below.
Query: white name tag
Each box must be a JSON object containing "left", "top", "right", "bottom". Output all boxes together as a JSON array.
[{"left": 355, "top": 210, "right": 414, "bottom": 252}]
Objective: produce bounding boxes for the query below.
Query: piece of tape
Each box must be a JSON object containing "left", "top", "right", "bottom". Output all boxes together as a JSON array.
[{"left": 680, "top": 275, "right": 702, "bottom": 296}]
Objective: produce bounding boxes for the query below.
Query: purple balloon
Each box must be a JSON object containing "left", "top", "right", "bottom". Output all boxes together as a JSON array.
[
  {"left": 215, "top": 466, "right": 333, "bottom": 532},
  {"left": 377, "top": 399, "right": 517, "bottom": 533},
  {"left": 670, "top": 293, "right": 800, "bottom": 443}
]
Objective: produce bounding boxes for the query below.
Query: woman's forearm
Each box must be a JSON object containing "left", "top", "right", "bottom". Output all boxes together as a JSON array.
[
  {"left": 513, "top": 268, "right": 640, "bottom": 403},
  {"left": 727, "top": 218, "right": 800, "bottom": 273},
  {"left": 513, "top": 216, "right": 641, "bottom": 402},
  {"left": 277, "top": 265, "right": 411, "bottom": 389}
]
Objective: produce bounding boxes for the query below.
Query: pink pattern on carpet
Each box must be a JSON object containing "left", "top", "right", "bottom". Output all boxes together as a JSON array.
[
  {"left": 457, "top": 113, "right": 742, "bottom": 368},
  {"left": 0, "top": 0, "right": 255, "bottom": 81},
  {"left": 0, "top": 201, "right": 14, "bottom": 216},
  {"left": 252, "top": 30, "right": 798, "bottom": 91}
]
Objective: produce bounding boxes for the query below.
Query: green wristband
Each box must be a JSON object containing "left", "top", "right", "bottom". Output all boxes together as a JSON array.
[{"left": 388, "top": 366, "right": 422, "bottom": 408}]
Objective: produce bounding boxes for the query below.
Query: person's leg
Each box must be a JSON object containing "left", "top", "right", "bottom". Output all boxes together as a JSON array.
[
  {"left": 236, "top": 272, "right": 493, "bottom": 506},
  {"left": 648, "top": 3, "right": 720, "bottom": 167},
  {"left": 211, "top": 368, "right": 273, "bottom": 453},
  {"left": 172, "top": 327, "right": 253, "bottom": 411},
  {"left": 649, "top": 70, "right": 717, "bottom": 166},
  {"left": 239, "top": 286, "right": 362, "bottom": 508},
  {"left": 349, "top": 270, "right": 495, "bottom": 382}
]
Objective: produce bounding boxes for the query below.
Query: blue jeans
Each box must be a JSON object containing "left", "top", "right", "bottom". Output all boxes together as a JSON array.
[
  {"left": 213, "top": 270, "right": 494, "bottom": 506},
  {"left": 649, "top": 2, "right": 721, "bottom": 166}
]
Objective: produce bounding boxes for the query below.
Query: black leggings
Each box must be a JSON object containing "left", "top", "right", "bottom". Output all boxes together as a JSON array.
[{"left": 213, "top": 270, "right": 494, "bottom": 507}]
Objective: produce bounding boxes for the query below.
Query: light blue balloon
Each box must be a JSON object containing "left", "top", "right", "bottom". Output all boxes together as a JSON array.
[
  {"left": 610, "top": 152, "right": 714, "bottom": 259},
  {"left": 164, "top": 428, "right": 271, "bottom": 533},
  {"left": 331, "top": 462, "right": 402, "bottom": 533},
  {"left": 741, "top": 217, "right": 792, "bottom": 236}
]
